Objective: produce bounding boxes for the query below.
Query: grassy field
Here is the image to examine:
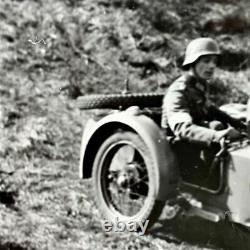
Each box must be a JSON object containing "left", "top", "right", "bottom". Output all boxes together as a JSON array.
[{"left": 0, "top": 0, "right": 250, "bottom": 249}]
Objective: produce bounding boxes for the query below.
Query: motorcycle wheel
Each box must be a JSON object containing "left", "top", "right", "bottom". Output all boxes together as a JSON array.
[{"left": 92, "top": 131, "right": 165, "bottom": 232}]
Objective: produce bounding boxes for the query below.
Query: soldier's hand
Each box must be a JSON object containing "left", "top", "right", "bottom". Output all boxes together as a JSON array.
[
  {"left": 215, "top": 127, "right": 242, "bottom": 142},
  {"left": 224, "top": 127, "right": 242, "bottom": 141}
]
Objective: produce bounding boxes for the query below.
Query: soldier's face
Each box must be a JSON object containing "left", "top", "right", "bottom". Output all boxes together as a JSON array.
[{"left": 193, "top": 55, "right": 218, "bottom": 80}]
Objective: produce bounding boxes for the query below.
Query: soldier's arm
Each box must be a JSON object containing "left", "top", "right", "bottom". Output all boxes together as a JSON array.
[{"left": 164, "top": 83, "right": 227, "bottom": 146}]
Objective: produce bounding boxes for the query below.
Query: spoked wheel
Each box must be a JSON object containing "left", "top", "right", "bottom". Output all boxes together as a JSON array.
[{"left": 92, "top": 131, "right": 164, "bottom": 231}]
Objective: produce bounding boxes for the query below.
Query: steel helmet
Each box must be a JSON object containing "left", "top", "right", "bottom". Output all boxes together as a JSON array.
[{"left": 182, "top": 37, "right": 220, "bottom": 67}]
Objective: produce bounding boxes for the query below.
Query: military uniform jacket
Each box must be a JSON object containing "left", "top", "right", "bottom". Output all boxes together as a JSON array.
[{"left": 161, "top": 73, "right": 239, "bottom": 146}]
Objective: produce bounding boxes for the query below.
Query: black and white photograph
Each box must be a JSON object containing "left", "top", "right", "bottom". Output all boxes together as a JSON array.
[{"left": 0, "top": 0, "right": 250, "bottom": 249}]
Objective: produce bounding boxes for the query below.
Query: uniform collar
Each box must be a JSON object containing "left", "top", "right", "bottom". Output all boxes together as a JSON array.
[{"left": 185, "top": 72, "right": 208, "bottom": 92}]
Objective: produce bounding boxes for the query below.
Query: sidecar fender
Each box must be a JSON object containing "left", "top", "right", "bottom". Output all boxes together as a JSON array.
[{"left": 79, "top": 110, "right": 178, "bottom": 201}]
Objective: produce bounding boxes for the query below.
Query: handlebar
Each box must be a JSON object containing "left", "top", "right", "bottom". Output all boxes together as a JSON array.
[
  {"left": 200, "top": 127, "right": 249, "bottom": 191},
  {"left": 216, "top": 129, "right": 249, "bottom": 159},
  {"left": 215, "top": 137, "right": 229, "bottom": 158}
]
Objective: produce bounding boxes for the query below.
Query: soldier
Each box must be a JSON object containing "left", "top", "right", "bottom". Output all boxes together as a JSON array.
[{"left": 161, "top": 37, "right": 245, "bottom": 180}]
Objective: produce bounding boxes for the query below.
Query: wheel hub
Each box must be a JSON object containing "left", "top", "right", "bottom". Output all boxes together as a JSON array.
[{"left": 116, "top": 162, "right": 140, "bottom": 189}]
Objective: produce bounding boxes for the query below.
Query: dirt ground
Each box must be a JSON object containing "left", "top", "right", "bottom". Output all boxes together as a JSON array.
[{"left": 0, "top": 0, "right": 250, "bottom": 249}]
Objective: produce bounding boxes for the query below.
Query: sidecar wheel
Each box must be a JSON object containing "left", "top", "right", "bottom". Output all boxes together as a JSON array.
[
  {"left": 77, "top": 93, "right": 164, "bottom": 110},
  {"left": 92, "top": 131, "right": 164, "bottom": 231}
]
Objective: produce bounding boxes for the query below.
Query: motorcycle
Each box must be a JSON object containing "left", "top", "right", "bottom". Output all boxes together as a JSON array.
[{"left": 77, "top": 92, "right": 250, "bottom": 232}]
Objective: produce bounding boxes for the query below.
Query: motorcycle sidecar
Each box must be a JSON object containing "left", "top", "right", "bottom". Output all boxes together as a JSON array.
[{"left": 77, "top": 93, "right": 250, "bottom": 231}]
